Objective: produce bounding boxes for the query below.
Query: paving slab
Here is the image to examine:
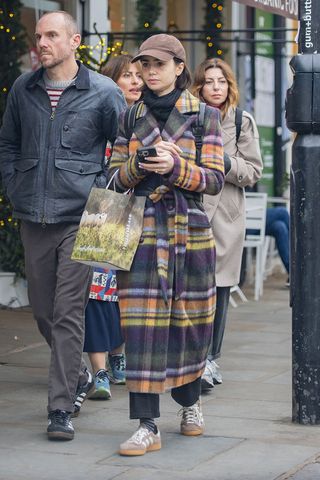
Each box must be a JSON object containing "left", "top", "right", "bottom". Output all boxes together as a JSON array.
[
  {"left": 103, "top": 434, "right": 243, "bottom": 470},
  {"left": 289, "top": 463, "right": 320, "bottom": 479},
  {"left": 1, "top": 272, "right": 320, "bottom": 480}
]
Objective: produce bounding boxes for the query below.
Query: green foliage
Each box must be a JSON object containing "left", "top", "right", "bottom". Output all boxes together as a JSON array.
[
  {"left": 0, "top": 186, "right": 25, "bottom": 277},
  {"left": 0, "top": 0, "right": 27, "bottom": 123},
  {"left": 0, "top": 0, "right": 27, "bottom": 276},
  {"left": 204, "top": 0, "right": 225, "bottom": 58},
  {"left": 135, "top": 0, "right": 162, "bottom": 42}
]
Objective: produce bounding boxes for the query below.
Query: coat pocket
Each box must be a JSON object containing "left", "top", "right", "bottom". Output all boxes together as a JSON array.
[
  {"left": 53, "top": 159, "right": 102, "bottom": 217},
  {"left": 218, "top": 198, "right": 241, "bottom": 223},
  {"left": 60, "top": 110, "right": 103, "bottom": 154},
  {"left": 55, "top": 159, "right": 102, "bottom": 176},
  {"left": 8, "top": 157, "right": 40, "bottom": 213},
  {"left": 14, "top": 157, "right": 39, "bottom": 172}
]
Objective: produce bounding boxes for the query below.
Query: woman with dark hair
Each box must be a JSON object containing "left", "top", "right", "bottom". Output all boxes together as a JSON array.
[
  {"left": 81, "top": 55, "right": 143, "bottom": 405},
  {"left": 108, "top": 34, "right": 225, "bottom": 456},
  {"left": 192, "top": 58, "right": 263, "bottom": 390},
  {"left": 102, "top": 54, "right": 143, "bottom": 106}
]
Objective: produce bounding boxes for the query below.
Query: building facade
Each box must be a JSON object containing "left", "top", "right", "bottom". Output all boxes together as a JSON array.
[{"left": 19, "top": 0, "right": 297, "bottom": 196}]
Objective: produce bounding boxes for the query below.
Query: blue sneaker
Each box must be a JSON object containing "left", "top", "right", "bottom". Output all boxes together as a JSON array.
[
  {"left": 108, "top": 353, "right": 126, "bottom": 385},
  {"left": 90, "top": 369, "right": 111, "bottom": 400}
]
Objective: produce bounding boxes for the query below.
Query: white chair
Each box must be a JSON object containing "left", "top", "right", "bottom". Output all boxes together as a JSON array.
[
  {"left": 244, "top": 192, "right": 268, "bottom": 300},
  {"left": 263, "top": 236, "right": 278, "bottom": 279},
  {"left": 229, "top": 285, "right": 248, "bottom": 308}
]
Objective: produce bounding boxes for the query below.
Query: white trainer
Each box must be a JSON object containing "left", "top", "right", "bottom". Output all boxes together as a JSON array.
[
  {"left": 179, "top": 399, "right": 204, "bottom": 436},
  {"left": 119, "top": 425, "right": 161, "bottom": 456},
  {"left": 211, "top": 360, "right": 223, "bottom": 384},
  {"left": 201, "top": 359, "right": 223, "bottom": 392},
  {"left": 201, "top": 359, "right": 215, "bottom": 391}
]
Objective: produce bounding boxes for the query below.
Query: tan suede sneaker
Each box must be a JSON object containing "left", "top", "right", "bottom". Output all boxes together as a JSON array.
[
  {"left": 119, "top": 425, "right": 161, "bottom": 456},
  {"left": 179, "top": 399, "right": 204, "bottom": 436}
]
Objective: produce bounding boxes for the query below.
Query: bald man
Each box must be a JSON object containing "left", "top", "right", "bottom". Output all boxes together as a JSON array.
[{"left": 0, "top": 11, "right": 126, "bottom": 440}]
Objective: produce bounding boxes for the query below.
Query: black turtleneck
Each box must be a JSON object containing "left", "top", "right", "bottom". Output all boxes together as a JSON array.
[{"left": 142, "top": 88, "right": 182, "bottom": 130}]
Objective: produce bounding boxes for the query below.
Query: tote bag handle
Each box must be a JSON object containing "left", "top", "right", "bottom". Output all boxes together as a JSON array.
[
  {"left": 106, "top": 169, "right": 132, "bottom": 195},
  {"left": 106, "top": 169, "right": 119, "bottom": 191}
]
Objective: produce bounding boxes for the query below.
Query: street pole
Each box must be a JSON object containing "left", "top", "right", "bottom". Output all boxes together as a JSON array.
[{"left": 286, "top": 0, "right": 320, "bottom": 424}]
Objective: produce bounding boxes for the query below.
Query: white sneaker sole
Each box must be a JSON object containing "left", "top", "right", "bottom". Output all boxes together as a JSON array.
[
  {"left": 89, "top": 388, "right": 111, "bottom": 400},
  {"left": 119, "top": 442, "right": 161, "bottom": 456},
  {"left": 109, "top": 375, "right": 126, "bottom": 385}
]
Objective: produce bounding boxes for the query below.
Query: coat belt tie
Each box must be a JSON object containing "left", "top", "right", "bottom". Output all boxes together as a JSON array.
[{"left": 148, "top": 185, "right": 188, "bottom": 304}]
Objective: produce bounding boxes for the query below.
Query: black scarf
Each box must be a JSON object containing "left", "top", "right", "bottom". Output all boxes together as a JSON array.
[{"left": 142, "top": 88, "right": 182, "bottom": 131}]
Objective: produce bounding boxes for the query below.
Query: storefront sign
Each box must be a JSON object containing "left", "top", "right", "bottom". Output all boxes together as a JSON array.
[
  {"left": 234, "top": 0, "right": 298, "bottom": 19},
  {"left": 299, "top": 0, "right": 320, "bottom": 53}
]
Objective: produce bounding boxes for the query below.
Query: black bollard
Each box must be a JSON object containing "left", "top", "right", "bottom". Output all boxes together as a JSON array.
[{"left": 286, "top": 0, "right": 320, "bottom": 424}]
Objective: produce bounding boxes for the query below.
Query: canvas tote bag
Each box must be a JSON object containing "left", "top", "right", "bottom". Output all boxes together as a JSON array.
[{"left": 71, "top": 171, "right": 146, "bottom": 270}]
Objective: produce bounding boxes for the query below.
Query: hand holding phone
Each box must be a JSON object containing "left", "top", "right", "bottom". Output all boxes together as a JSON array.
[
  {"left": 137, "top": 146, "right": 158, "bottom": 164},
  {"left": 137, "top": 144, "right": 175, "bottom": 175}
]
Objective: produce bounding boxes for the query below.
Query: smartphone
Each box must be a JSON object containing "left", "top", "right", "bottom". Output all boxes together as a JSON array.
[{"left": 137, "top": 146, "right": 158, "bottom": 164}]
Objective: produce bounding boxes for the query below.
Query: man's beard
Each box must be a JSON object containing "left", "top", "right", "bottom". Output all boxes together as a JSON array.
[{"left": 40, "top": 53, "right": 66, "bottom": 69}]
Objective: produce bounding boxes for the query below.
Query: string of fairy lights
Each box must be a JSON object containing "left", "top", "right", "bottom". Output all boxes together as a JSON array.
[
  {"left": 1, "top": 3, "right": 225, "bottom": 78},
  {"left": 0, "top": 5, "right": 20, "bottom": 230},
  {"left": 206, "top": 1, "right": 224, "bottom": 57},
  {"left": 77, "top": 39, "right": 126, "bottom": 71},
  {"left": 0, "top": 7, "right": 17, "bottom": 95}
]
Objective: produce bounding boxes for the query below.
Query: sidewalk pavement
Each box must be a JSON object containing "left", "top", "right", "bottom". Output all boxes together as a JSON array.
[{"left": 1, "top": 271, "right": 320, "bottom": 480}]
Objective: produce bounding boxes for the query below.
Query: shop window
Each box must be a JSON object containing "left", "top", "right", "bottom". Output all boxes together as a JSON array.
[{"left": 20, "top": 0, "right": 66, "bottom": 71}]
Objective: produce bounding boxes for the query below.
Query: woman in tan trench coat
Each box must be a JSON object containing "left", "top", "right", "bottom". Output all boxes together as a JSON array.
[{"left": 193, "top": 58, "right": 263, "bottom": 389}]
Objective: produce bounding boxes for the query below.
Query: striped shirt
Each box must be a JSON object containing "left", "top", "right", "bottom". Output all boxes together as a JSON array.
[
  {"left": 46, "top": 86, "right": 64, "bottom": 111},
  {"left": 43, "top": 72, "right": 76, "bottom": 112}
]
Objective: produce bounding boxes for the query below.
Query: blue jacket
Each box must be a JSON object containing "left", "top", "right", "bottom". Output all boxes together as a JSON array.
[{"left": 0, "top": 62, "right": 126, "bottom": 224}]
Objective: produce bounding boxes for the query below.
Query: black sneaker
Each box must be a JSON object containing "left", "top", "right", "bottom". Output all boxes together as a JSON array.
[
  {"left": 47, "top": 410, "right": 74, "bottom": 441},
  {"left": 72, "top": 370, "right": 94, "bottom": 417}
]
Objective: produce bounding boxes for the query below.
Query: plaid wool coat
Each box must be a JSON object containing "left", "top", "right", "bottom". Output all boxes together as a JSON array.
[{"left": 109, "top": 89, "right": 224, "bottom": 394}]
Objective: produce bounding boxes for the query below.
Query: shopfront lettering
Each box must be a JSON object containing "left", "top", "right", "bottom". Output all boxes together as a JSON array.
[{"left": 234, "top": 0, "right": 298, "bottom": 19}]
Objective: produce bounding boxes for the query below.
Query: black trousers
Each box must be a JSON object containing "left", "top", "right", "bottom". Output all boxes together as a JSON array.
[
  {"left": 209, "top": 286, "right": 231, "bottom": 361},
  {"left": 129, "top": 377, "right": 201, "bottom": 419}
]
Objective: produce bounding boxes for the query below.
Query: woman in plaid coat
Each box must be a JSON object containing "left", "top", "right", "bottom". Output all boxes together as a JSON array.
[{"left": 108, "top": 34, "right": 225, "bottom": 456}]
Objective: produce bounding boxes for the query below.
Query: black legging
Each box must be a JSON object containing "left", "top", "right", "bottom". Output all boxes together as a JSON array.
[
  {"left": 209, "top": 286, "right": 231, "bottom": 360},
  {"left": 129, "top": 377, "right": 201, "bottom": 419}
]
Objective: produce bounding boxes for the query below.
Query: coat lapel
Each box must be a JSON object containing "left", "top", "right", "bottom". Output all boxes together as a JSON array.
[
  {"left": 162, "top": 90, "right": 201, "bottom": 142},
  {"left": 133, "top": 90, "right": 201, "bottom": 145},
  {"left": 161, "top": 108, "right": 194, "bottom": 142},
  {"left": 134, "top": 107, "right": 162, "bottom": 146}
]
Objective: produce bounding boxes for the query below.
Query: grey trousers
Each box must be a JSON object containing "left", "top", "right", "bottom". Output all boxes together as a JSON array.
[{"left": 20, "top": 221, "right": 92, "bottom": 412}]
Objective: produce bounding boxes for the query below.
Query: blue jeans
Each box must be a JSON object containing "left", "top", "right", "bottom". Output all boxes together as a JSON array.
[{"left": 265, "top": 207, "right": 289, "bottom": 274}]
